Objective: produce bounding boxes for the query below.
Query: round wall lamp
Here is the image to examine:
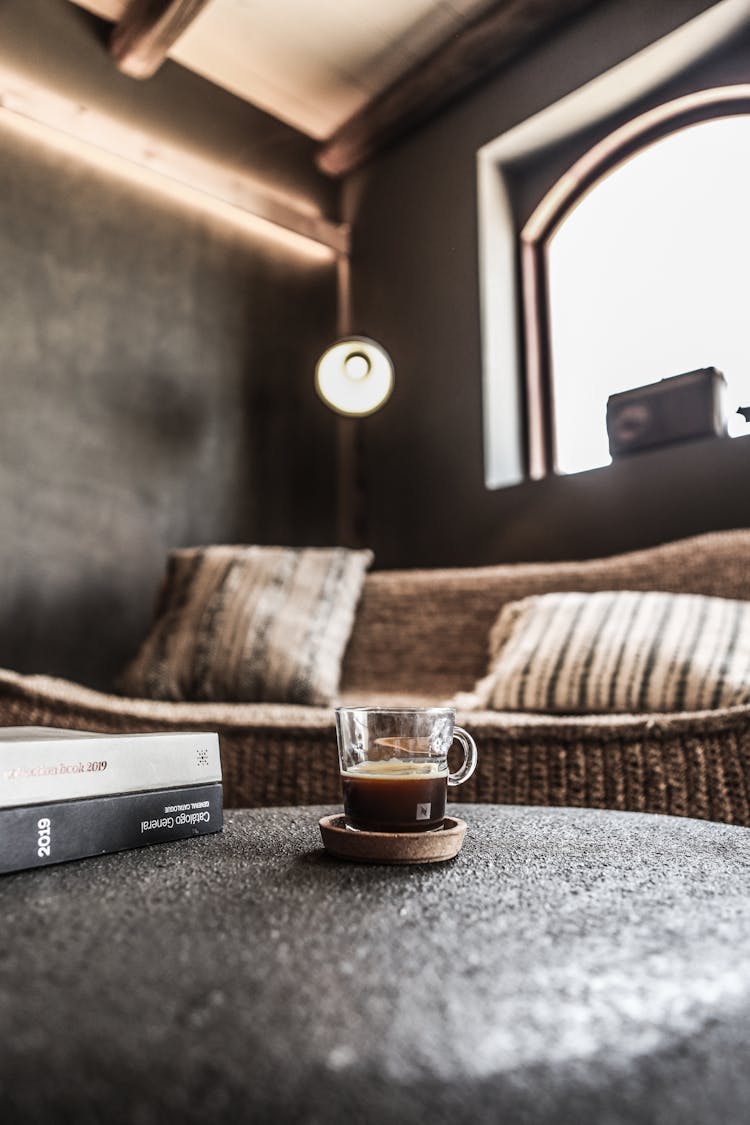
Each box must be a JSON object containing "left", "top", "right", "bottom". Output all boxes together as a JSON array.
[{"left": 315, "top": 335, "right": 394, "bottom": 417}]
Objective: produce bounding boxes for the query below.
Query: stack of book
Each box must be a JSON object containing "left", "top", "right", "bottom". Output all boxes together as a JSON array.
[{"left": 0, "top": 726, "right": 223, "bottom": 874}]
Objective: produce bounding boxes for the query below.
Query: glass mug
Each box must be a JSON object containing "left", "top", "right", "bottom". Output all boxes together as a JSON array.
[{"left": 335, "top": 707, "right": 478, "bottom": 833}]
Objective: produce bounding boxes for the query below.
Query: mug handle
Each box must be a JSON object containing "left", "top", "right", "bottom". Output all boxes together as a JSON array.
[{"left": 447, "top": 726, "right": 478, "bottom": 787}]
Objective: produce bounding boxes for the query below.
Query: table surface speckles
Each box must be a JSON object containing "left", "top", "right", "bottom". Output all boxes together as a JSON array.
[{"left": 2, "top": 803, "right": 750, "bottom": 1125}]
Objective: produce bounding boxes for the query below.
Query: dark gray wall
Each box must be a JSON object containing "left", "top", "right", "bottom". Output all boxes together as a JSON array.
[
  {"left": 0, "top": 1, "right": 339, "bottom": 687},
  {"left": 347, "top": 0, "right": 750, "bottom": 569}
]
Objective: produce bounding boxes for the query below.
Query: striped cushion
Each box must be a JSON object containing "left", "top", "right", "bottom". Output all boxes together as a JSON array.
[
  {"left": 119, "top": 546, "right": 373, "bottom": 705},
  {"left": 461, "top": 590, "right": 750, "bottom": 713}
]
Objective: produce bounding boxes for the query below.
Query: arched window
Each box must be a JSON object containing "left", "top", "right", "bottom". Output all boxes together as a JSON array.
[{"left": 522, "top": 87, "right": 750, "bottom": 476}]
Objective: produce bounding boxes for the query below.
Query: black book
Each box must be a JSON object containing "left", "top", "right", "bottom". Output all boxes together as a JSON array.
[{"left": 0, "top": 782, "right": 224, "bottom": 874}]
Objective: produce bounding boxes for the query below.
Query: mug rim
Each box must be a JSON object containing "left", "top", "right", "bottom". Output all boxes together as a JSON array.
[{"left": 335, "top": 705, "right": 455, "bottom": 716}]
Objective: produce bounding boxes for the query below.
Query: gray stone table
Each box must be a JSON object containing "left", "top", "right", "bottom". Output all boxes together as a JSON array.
[{"left": 2, "top": 804, "right": 750, "bottom": 1125}]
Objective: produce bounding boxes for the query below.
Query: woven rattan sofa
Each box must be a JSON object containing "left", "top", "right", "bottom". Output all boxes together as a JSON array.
[{"left": 1, "top": 529, "right": 749, "bottom": 824}]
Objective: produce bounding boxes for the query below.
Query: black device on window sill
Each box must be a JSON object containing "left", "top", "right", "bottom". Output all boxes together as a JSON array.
[{"left": 606, "top": 367, "right": 727, "bottom": 458}]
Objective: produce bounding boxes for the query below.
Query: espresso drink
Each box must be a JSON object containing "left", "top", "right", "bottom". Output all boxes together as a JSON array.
[{"left": 341, "top": 760, "right": 448, "bottom": 832}]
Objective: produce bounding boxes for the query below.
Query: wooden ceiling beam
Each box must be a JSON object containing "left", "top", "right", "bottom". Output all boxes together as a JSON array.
[
  {"left": 111, "top": 0, "right": 211, "bottom": 80},
  {"left": 316, "top": 0, "right": 601, "bottom": 178},
  {"left": 0, "top": 65, "right": 348, "bottom": 255}
]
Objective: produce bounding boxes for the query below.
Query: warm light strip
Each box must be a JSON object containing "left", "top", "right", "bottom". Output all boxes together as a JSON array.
[{"left": 0, "top": 66, "right": 349, "bottom": 261}]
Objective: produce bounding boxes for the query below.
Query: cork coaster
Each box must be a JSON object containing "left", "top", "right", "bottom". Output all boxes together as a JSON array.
[{"left": 319, "top": 814, "right": 466, "bottom": 865}]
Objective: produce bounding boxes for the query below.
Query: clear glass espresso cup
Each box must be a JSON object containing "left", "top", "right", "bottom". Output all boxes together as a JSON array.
[{"left": 335, "top": 707, "right": 478, "bottom": 833}]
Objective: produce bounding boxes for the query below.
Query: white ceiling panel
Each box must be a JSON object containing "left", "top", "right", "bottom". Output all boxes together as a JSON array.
[{"left": 70, "top": 0, "right": 497, "bottom": 139}]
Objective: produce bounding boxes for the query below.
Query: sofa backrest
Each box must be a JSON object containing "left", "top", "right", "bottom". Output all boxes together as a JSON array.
[{"left": 340, "top": 530, "right": 750, "bottom": 698}]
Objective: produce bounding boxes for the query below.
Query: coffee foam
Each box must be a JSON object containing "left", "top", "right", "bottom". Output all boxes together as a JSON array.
[{"left": 342, "top": 759, "right": 448, "bottom": 779}]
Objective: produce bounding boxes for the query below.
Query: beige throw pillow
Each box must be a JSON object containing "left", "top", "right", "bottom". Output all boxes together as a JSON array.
[
  {"left": 119, "top": 545, "right": 373, "bottom": 704},
  {"left": 459, "top": 590, "right": 750, "bottom": 713}
]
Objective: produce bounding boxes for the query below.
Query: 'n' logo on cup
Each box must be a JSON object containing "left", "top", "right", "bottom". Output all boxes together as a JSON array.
[{"left": 416, "top": 803, "right": 431, "bottom": 820}]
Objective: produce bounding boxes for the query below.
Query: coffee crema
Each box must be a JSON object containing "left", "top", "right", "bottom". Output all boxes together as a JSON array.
[{"left": 341, "top": 760, "right": 448, "bottom": 833}]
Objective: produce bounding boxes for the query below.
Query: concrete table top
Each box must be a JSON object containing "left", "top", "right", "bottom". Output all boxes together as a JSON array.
[{"left": 2, "top": 804, "right": 750, "bottom": 1125}]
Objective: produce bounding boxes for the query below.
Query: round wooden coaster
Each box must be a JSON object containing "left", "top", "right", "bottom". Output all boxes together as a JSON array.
[{"left": 319, "top": 814, "right": 466, "bottom": 865}]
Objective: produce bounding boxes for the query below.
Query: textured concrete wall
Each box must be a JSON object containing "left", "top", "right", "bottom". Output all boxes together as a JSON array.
[
  {"left": 347, "top": 0, "right": 750, "bottom": 568},
  {"left": 0, "top": 2, "right": 338, "bottom": 688}
]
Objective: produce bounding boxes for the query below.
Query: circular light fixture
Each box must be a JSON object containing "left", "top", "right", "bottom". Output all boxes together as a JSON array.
[{"left": 315, "top": 336, "right": 394, "bottom": 416}]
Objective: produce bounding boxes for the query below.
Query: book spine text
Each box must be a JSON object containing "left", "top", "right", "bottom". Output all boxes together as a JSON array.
[
  {"left": 0, "top": 732, "right": 221, "bottom": 807},
  {"left": 0, "top": 783, "right": 223, "bottom": 874}
]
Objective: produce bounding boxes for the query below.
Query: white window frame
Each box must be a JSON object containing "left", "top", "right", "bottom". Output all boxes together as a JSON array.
[{"left": 476, "top": 0, "right": 749, "bottom": 489}]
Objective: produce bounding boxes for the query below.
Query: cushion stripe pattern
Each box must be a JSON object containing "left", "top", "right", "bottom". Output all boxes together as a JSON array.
[
  {"left": 464, "top": 591, "right": 750, "bottom": 714},
  {"left": 119, "top": 546, "right": 373, "bottom": 705}
]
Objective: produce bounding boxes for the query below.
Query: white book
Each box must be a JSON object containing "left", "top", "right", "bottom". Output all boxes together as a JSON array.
[{"left": 0, "top": 727, "right": 222, "bottom": 809}]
